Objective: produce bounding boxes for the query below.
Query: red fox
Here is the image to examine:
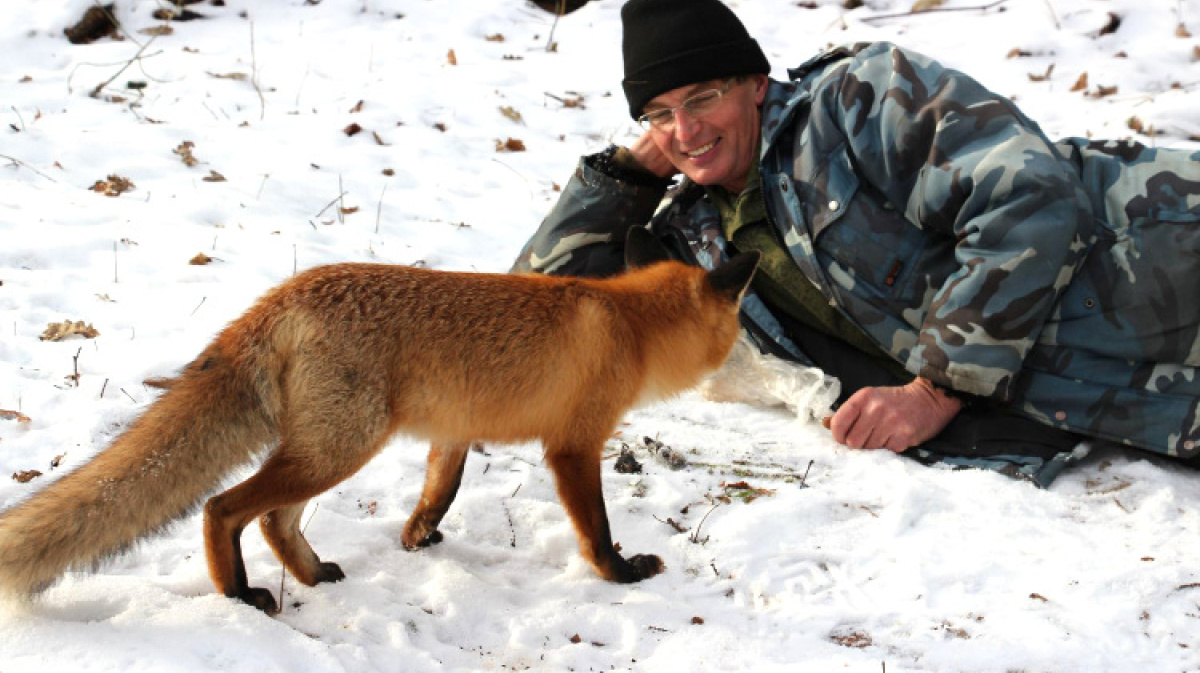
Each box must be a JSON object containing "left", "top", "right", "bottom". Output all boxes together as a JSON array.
[{"left": 0, "top": 228, "right": 758, "bottom": 613}]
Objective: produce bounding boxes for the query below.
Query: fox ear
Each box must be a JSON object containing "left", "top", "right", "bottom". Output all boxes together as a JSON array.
[
  {"left": 706, "top": 251, "right": 760, "bottom": 302},
  {"left": 624, "top": 226, "right": 674, "bottom": 269}
]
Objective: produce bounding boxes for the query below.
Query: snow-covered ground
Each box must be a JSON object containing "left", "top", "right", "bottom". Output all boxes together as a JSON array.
[{"left": 2, "top": 0, "right": 1199, "bottom": 671}]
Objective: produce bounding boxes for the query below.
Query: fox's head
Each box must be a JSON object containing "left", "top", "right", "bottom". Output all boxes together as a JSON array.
[{"left": 622, "top": 227, "right": 760, "bottom": 397}]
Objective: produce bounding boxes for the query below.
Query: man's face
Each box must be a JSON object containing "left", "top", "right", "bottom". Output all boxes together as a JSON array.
[{"left": 642, "top": 74, "right": 767, "bottom": 193}]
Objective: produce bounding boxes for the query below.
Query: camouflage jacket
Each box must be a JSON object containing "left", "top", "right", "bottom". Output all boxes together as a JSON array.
[{"left": 514, "top": 42, "right": 1200, "bottom": 459}]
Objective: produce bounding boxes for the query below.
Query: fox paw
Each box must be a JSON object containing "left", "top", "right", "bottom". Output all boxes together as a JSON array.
[
  {"left": 314, "top": 561, "right": 346, "bottom": 584},
  {"left": 628, "top": 554, "right": 665, "bottom": 579},
  {"left": 238, "top": 587, "right": 280, "bottom": 615},
  {"left": 402, "top": 528, "right": 444, "bottom": 550}
]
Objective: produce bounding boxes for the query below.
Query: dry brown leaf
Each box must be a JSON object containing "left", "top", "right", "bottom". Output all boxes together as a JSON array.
[
  {"left": 1092, "top": 84, "right": 1119, "bottom": 98},
  {"left": 486, "top": 33, "right": 505, "bottom": 42},
  {"left": 344, "top": 122, "right": 364, "bottom": 136},
  {"left": 40, "top": 320, "right": 100, "bottom": 341},
  {"left": 0, "top": 410, "right": 31, "bottom": 423},
  {"left": 20, "top": 75, "right": 33, "bottom": 83},
  {"left": 911, "top": 0, "right": 945, "bottom": 11},
  {"left": 830, "top": 630, "right": 872, "bottom": 649},
  {"left": 382, "top": 168, "right": 396, "bottom": 176},
  {"left": 1006, "top": 48, "right": 1032, "bottom": 59},
  {"left": 499, "top": 106, "right": 523, "bottom": 124},
  {"left": 207, "top": 71, "right": 249, "bottom": 81},
  {"left": 1027, "top": 64, "right": 1055, "bottom": 82},
  {"left": 1178, "top": 23, "right": 1193, "bottom": 38},
  {"left": 202, "top": 170, "right": 226, "bottom": 182},
  {"left": 90, "top": 174, "right": 135, "bottom": 197},
  {"left": 350, "top": 100, "right": 364, "bottom": 113},
  {"left": 189, "top": 252, "right": 213, "bottom": 265},
  {"left": 1098, "top": 12, "right": 1121, "bottom": 36},
  {"left": 50, "top": 453, "right": 66, "bottom": 469},
  {"left": 372, "top": 131, "right": 389, "bottom": 146},
  {"left": 447, "top": 49, "right": 458, "bottom": 66},
  {"left": 174, "top": 140, "right": 199, "bottom": 167},
  {"left": 433, "top": 122, "right": 448, "bottom": 132},
  {"left": 495, "top": 137, "right": 526, "bottom": 152},
  {"left": 1030, "top": 592, "right": 1049, "bottom": 602},
  {"left": 1193, "top": 45, "right": 1200, "bottom": 62},
  {"left": 12, "top": 470, "right": 42, "bottom": 484},
  {"left": 340, "top": 206, "right": 360, "bottom": 216},
  {"left": 140, "top": 25, "right": 175, "bottom": 37},
  {"left": 1070, "top": 72, "right": 1088, "bottom": 92}
]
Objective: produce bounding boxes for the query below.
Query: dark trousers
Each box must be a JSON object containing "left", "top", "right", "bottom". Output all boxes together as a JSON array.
[{"left": 773, "top": 312, "right": 1085, "bottom": 461}]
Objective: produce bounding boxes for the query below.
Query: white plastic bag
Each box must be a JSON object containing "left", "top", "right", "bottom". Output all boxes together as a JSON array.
[{"left": 700, "top": 334, "right": 840, "bottom": 422}]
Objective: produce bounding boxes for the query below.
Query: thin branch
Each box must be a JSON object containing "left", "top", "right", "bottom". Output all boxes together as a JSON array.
[
  {"left": 860, "top": 0, "right": 1010, "bottom": 23},
  {"left": 90, "top": 36, "right": 159, "bottom": 98},
  {"left": 313, "top": 190, "right": 349, "bottom": 219},
  {"left": 251, "top": 22, "right": 266, "bottom": 121},
  {"left": 375, "top": 183, "right": 388, "bottom": 234},
  {"left": 10, "top": 106, "right": 26, "bottom": 132},
  {"left": 0, "top": 154, "right": 57, "bottom": 183}
]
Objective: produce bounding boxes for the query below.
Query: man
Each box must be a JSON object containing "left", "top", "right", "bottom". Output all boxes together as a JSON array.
[{"left": 513, "top": 0, "right": 1200, "bottom": 484}]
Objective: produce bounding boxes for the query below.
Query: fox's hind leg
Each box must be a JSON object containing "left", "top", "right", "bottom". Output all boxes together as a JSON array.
[
  {"left": 402, "top": 441, "right": 471, "bottom": 549},
  {"left": 545, "top": 443, "right": 664, "bottom": 583},
  {"left": 260, "top": 500, "right": 346, "bottom": 587}
]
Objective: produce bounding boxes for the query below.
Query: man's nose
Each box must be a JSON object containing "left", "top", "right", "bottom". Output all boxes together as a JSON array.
[{"left": 672, "top": 108, "right": 701, "bottom": 140}]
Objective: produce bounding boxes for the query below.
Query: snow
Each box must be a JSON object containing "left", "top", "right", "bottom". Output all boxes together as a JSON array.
[{"left": 1, "top": 0, "right": 1198, "bottom": 670}]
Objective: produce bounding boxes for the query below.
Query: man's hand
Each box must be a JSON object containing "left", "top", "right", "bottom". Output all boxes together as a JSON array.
[
  {"left": 626, "top": 132, "right": 678, "bottom": 179},
  {"left": 826, "top": 378, "right": 962, "bottom": 453}
]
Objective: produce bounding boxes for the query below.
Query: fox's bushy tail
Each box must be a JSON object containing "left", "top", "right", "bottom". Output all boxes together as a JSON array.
[{"left": 0, "top": 346, "right": 275, "bottom": 598}]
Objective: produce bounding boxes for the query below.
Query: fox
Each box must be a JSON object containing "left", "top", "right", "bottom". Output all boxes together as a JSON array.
[{"left": 0, "top": 227, "right": 759, "bottom": 614}]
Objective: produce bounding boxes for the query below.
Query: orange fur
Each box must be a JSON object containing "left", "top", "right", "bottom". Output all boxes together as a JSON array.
[{"left": 0, "top": 241, "right": 757, "bottom": 613}]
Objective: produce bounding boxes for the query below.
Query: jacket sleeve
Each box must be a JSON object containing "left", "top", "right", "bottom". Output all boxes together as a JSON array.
[
  {"left": 510, "top": 152, "right": 670, "bottom": 277},
  {"left": 823, "top": 42, "right": 1097, "bottom": 400}
]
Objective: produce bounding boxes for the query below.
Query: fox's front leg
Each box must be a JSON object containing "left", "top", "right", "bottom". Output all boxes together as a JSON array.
[
  {"left": 545, "top": 445, "right": 664, "bottom": 583},
  {"left": 402, "top": 441, "right": 471, "bottom": 549}
]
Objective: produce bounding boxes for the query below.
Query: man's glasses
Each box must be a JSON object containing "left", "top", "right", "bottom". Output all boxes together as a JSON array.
[{"left": 637, "top": 79, "right": 738, "bottom": 131}]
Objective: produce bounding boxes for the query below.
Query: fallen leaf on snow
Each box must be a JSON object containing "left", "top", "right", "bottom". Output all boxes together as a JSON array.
[
  {"left": 12, "top": 470, "right": 42, "bottom": 484},
  {"left": 344, "top": 122, "right": 364, "bottom": 136},
  {"left": 350, "top": 100, "right": 364, "bottom": 113},
  {"left": 447, "top": 49, "right": 458, "bottom": 66},
  {"left": 90, "top": 174, "right": 135, "bottom": 197},
  {"left": 140, "top": 25, "right": 175, "bottom": 37},
  {"left": 189, "top": 252, "right": 214, "bottom": 265},
  {"left": 495, "top": 137, "right": 526, "bottom": 152},
  {"left": 1070, "top": 72, "right": 1088, "bottom": 92},
  {"left": 1178, "top": 23, "right": 1193, "bottom": 38},
  {"left": 0, "top": 410, "right": 31, "bottom": 423},
  {"left": 1097, "top": 12, "right": 1121, "bottom": 37},
  {"left": 202, "top": 170, "right": 226, "bottom": 182},
  {"left": 1006, "top": 48, "right": 1032, "bottom": 58},
  {"left": 911, "top": 0, "right": 946, "bottom": 11},
  {"left": 499, "top": 106, "right": 523, "bottom": 123},
  {"left": 207, "top": 71, "right": 249, "bottom": 81},
  {"left": 486, "top": 33, "right": 505, "bottom": 42},
  {"left": 174, "top": 140, "right": 199, "bottom": 166},
  {"left": 40, "top": 320, "right": 100, "bottom": 341},
  {"left": 1027, "top": 64, "right": 1055, "bottom": 82}
]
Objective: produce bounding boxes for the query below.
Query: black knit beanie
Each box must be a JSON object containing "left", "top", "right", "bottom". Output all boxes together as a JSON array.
[{"left": 621, "top": 0, "right": 770, "bottom": 119}]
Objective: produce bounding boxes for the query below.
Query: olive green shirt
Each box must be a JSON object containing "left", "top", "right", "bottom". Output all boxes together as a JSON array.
[{"left": 706, "top": 163, "right": 907, "bottom": 377}]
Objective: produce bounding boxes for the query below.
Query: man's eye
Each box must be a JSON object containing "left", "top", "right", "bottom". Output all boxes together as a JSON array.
[{"left": 687, "top": 91, "right": 721, "bottom": 110}]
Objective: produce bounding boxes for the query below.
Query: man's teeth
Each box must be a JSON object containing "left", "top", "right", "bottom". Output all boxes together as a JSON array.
[{"left": 686, "top": 141, "right": 716, "bottom": 157}]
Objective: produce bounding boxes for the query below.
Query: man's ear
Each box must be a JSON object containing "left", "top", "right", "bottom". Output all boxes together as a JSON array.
[
  {"left": 706, "top": 251, "right": 760, "bottom": 301},
  {"left": 624, "top": 226, "right": 674, "bottom": 269}
]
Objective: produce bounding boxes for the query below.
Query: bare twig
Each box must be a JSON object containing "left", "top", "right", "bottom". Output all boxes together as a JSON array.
[
  {"left": 10, "top": 106, "right": 26, "bottom": 132},
  {"left": 0, "top": 154, "right": 57, "bottom": 183},
  {"left": 190, "top": 297, "right": 206, "bottom": 316},
  {"left": 375, "top": 183, "right": 388, "bottom": 234},
  {"left": 313, "top": 191, "right": 349, "bottom": 219},
  {"left": 90, "top": 36, "right": 159, "bottom": 98},
  {"left": 861, "top": 0, "right": 1010, "bottom": 23},
  {"left": 67, "top": 49, "right": 165, "bottom": 94},
  {"left": 690, "top": 503, "right": 719, "bottom": 544},
  {"left": 250, "top": 22, "right": 266, "bottom": 121},
  {"left": 1042, "top": 0, "right": 1061, "bottom": 30}
]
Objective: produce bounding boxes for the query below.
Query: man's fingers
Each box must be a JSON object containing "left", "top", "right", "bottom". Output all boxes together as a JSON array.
[{"left": 828, "top": 396, "right": 863, "bottom": 445}]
